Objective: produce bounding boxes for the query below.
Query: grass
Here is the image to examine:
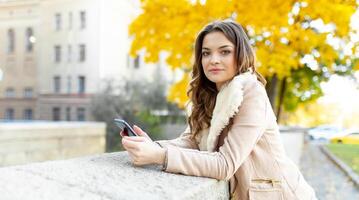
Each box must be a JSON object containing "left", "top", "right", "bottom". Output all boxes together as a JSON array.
[{"left": 326, "top": 144, "right": 359, "bottom": 175}]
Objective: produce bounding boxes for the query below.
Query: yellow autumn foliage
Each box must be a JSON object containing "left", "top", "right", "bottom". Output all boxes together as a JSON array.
[
  {"left": 283, "top": 101, "right": 340, "bottom": 127},
  {"left": 166, "top": 73, "right": 190, "bottom": 108},
  {"left": 129, "top": 0, "right": 358, "bottom": 108}
]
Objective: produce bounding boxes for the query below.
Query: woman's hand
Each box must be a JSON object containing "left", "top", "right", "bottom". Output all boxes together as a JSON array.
[{"left": 121, "top": 125, "right": 166, "bottom": 166}]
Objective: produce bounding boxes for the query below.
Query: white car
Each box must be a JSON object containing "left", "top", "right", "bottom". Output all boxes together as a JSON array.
[{"left": 307, "top": 125, "right": 344, "bottom": 141}]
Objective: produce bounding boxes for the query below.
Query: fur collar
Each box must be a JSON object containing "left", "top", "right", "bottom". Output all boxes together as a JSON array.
[{"left": 202, "top": 71, "right": 258, "bottom": 152}]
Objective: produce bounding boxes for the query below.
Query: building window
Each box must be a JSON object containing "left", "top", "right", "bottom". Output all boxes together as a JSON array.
[
  {"left": 79, "top": 44, "right": 86, "bottom": 62},
  {"left": 25, "top": 27, "right": 34, "bottom": 52},
  {"left": 67, "top": 45, "right": 72, "bottom": 62},
  {"left": 54, "top": 76, "right": 61, "bottom": 93},
  {"left": 80, "top": 11, "right": 86, "bottom": 29},
  {"left": 55, "top": 13, "right": 61, "bottom": 31},
  {"left": 7, "top": 29, "right": 15, "bottom": 53},
  {"left": 54, "top": 45, "right": 61, "bottom": 62},
  {"left": 77, "top": 107, "right": 85, "bottom": 121},
  {"left": 23, "top": 108, "right": 33, "bottom": 120},
  {"left": 68, "top": 12, "right": 73, "bottom": 30},
  {"left": 67, "top": 76, "right": 71, "bottom": 93},
  {"left": 134, "top": 55, "right": 140, "bottom": 69},
  {"left": 66, "top": 107, "right": 71, "bottom": 121},
  {"left": 5, "top": 108, "right": 14, "bottom": 120},
  {"left": 5, "top": 88, "right": 15, "bottom": 98},
  {"left": 24, "top": 87, "right": 33, "bottom": 98},
  {"left": 52, "top": 107, "right": 61, "bottom": 121},
  {"left": 78, "top": 76, "right": 85, "bottom": 94}
]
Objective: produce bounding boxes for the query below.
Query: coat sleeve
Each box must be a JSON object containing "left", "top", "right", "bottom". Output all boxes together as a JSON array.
[
  {"left": 163, "top": 82, "right": 268, "bottom": 181},
  {"left": 154, "top": 126, "right": 199, "bottom": 150}
]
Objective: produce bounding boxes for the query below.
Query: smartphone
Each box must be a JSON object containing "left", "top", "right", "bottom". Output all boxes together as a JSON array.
[{"left": 114, "top": 119, "right": 138, "bottom": 137}]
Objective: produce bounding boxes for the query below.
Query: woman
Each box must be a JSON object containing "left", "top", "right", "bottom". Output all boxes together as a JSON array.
[{"left": 121, "top": 20, "right": 317, "bottom": 200}]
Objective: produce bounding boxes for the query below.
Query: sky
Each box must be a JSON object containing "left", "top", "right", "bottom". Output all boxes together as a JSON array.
[
  {"left": 320, "top": 73, "right": 359, "bottom": 109},
  {"left": 318, "top": 10, "right": 359, "bottom": 110}
]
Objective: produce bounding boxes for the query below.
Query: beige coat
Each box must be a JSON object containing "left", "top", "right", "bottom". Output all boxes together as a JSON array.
[{"left": 156, "top": 72, "right": 317, "bottom": 200}]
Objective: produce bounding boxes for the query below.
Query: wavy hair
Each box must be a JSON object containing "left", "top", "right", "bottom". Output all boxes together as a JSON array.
[{"left": 187, "top": 20, "right": 266, "bottom": 140}]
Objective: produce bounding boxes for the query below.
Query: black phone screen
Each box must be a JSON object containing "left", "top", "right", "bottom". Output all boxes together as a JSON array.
[{"left": 114, "top": 119, "right": 138, "bottom": 137}]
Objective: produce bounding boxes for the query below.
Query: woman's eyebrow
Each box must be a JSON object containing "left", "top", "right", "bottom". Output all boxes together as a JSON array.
[
  {"left": 218, "top": 45, "right": 234, "bottom": 49},
  {"left": 202, "top": 45, "right": 234, "bottom": 50}
]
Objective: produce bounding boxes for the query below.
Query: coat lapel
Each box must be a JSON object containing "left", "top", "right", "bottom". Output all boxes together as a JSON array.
[{"left": 206, "top": 71, "right": 257, "bottom": 152}]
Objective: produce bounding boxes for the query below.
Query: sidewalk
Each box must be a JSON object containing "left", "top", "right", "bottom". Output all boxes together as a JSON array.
[{"left": 300, "top": 142, "right": 359, "bottom": 200}]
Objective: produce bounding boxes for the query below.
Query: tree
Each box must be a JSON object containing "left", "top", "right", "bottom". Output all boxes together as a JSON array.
[
  {"left": 129, "top": 0, "right": 358, "bottom": 122},
  {"left": 90, "top": 73, "right": 181, "bottom": 151}
]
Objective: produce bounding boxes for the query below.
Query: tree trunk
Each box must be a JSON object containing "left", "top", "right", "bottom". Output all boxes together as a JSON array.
[
  {"left": 265, "top": 74, "right": 278, "bottom": 111},
  {"left": 276, "top": 77, "right": 287, "bottom": 123}
]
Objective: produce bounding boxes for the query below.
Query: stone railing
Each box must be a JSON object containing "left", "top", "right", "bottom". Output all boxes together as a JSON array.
[
  {"left": 0, "top": 152, "right": 229, "bottom": 200},
  {"left": 0, "top": 122, "right": 106, "bottom": 167},
  {"left": 280, "top": 129, "right": 305, "bottom": 165},
  {"left": 0, "top": 126, "right": 304, "bottom": 199}
]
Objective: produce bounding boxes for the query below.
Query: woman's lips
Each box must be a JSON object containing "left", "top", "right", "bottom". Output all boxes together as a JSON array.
[{"left": 209, "top": 68, "right": 224, "bottom": 73}]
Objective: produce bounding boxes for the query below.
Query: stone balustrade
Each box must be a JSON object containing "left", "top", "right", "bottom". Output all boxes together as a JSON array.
[
  {"left": 0, "top": 122, "right": 106, "bottom": 167},
  {"left": 0, "top": 124, "right": 304, "bottom": 199},
  {"left": 0, "top": 152, "right": 229, "bottom": 200}
]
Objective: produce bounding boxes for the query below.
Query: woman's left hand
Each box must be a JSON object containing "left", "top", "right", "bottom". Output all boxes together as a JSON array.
[{"left": 122, "top": 126, "right": 166, "bottom": 166}]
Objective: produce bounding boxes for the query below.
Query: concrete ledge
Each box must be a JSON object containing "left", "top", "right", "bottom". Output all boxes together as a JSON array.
[
  {"left": 0, "top": 152, "right": 229, "bottom": 200},
  {"left": 320, "top": 145, "right": 359, "bottom": 188},
  {"left": 0, "top": 122, "right": 106, "bottom": 140},
  {"left": 280, "top": 131, "right": 304, "bottom": 165},
  {"left": 0, "top": 126, "right": 304, "bottom": 199},
  {"left": 0, "top": 122, "right": 106, "bottom": 166},
  {"left": 165, "top": 125, "right": 305, "bottom": 166}
]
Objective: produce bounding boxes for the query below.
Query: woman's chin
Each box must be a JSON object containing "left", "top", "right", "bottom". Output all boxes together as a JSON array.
[
  {"left": 207, "top": 76, "right": 226, "bottom": 83},
  {"left": 208, "top": 77, "right": 225, "bottom": 84}
]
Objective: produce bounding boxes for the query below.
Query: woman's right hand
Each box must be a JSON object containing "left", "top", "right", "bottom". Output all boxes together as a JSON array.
[{"left": 121, "top": 125, "right": 165, "bottom": 166}]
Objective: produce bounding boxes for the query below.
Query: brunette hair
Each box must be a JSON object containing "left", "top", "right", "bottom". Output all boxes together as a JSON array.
[{"left": 187, "top": 20, "right": 266, "bottom": 139}]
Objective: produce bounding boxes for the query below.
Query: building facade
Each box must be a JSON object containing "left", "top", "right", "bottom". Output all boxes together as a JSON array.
[
  {"left": 0, "top": 0, "right": 39, "bottom": 121},
  {"left": 36, "top": 0, "right": 102, "bottom": 121},
  {"left": 0, "top": 0, "right": 167, "bottom": 121}
]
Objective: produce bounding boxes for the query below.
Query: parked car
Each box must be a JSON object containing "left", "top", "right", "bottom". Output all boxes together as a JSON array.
[
  {"left": 306, "top": 125, "right": 344, "bottom": 141},
  {"left": 330, "top": 130, "right": 359, "bottom": 144}
]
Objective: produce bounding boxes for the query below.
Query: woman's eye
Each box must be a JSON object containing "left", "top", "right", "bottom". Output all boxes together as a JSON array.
[
  {"left": 221, "top": 50, "right": 231, "bottom": 55},
  {"left": 202, "top": 52, "right": 210, "bottom": 56}
]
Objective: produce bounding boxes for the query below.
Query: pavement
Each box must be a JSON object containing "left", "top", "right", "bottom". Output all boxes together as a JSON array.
[{"left": 299, "top": 141, "right": 359, "bottom": 200}]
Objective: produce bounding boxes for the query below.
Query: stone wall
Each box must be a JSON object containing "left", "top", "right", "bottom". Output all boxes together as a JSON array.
[
  {"left": 0, "top": 152, "right": 229, "bottom": 200},
  {"left": 163, "top": 124, "right": 305, "bottom": 165},
  {"left": 0, "top": 122, "right": 106, "bottom": 167},
  {"left": 0, "top": 125, "right": 304, "bottom": 199},
  {"left": 280, "top": 131, "right": 304, "bottom": 165}
]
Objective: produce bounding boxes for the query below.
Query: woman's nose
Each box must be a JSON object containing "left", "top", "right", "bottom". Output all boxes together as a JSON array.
[{"left": 209, "top": 53, "right": 220, "bottom": 64}]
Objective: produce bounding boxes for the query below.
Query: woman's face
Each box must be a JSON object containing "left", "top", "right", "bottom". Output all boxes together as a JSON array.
[{"left": 201, "top": 31, "right": 237, "bottom": 90}]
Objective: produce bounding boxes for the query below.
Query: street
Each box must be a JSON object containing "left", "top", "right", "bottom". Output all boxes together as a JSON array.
[{"left": 300, "top": 142, "right": 359, "bottom": 200}]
